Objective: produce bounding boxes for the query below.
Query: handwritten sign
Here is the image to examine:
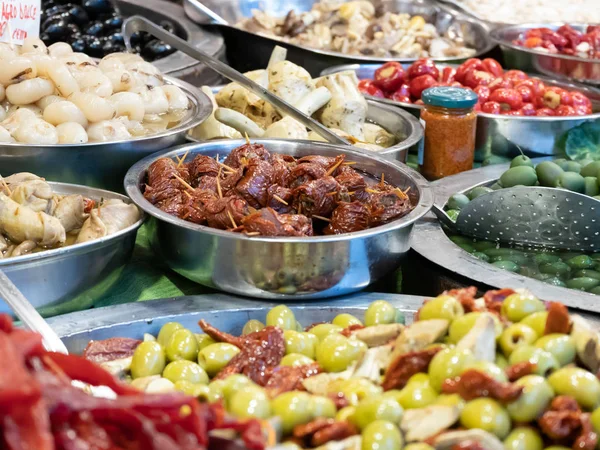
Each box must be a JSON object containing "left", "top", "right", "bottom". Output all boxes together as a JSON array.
[{"left": 0, "top": 0, "right": 41, "bottom": 45}]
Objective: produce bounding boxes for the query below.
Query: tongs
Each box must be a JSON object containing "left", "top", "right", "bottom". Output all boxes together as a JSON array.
[
  {"left": 122, "top": 16, "right": 350, "bottom": 146},
  {"left": 432, "top": 186, "right": 600, "bottom": 252}
]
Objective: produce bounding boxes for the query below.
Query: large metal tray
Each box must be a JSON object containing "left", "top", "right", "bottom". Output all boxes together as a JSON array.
[
  {"left": 0, "top": 76, "right": 212, "bottom": 193},
  {"left": 322, "top": 63, "right": 600, "bottom": 158},
  {"left": 0, "top": 182, "right": 144, "bottom": 316},
  {"left": 490, "top": 23, "right": 600, "bottom": 87},
  {"left": 184, "top": 0, "right": 495, "bottom": 76},
  {"left": 125, "top": 139, "right": 434, "bottom": 300},
  {"left": 410, "top": 161, "right": 600, "bottom": 313}
]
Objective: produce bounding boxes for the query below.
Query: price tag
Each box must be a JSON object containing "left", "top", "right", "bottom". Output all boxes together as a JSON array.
[{"left": 0, "top": 0, "right": 41, "bottom": 45}]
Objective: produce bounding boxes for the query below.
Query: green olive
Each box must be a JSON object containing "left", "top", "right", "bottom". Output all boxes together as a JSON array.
[
  {"left": 222, "top": 374, "right": 254, "bottom": 400},
  {"left": 533, "top": 253, "right": 561, "bottom": 265},
  {"left": 351, "top": 396, "right": 404, "bottom": 430},
  {"left": 281, "top": 353, "right": 315, "bottom": 367},
  {"left": 332, "top": 313, "right": 363, "bottom": 328},
  {"left": 228, "top": 385, "right": 271, "bottom": 419},
  {"left": 194, "top": 333, "right": 216, "bottom": 350},
  {"left": 510, "top": 155, "right": 534, "bottom": 168},
  {"left": 174, "top": 380, "right": 211, "bottom": 399},
  {"left": 308, "top": 395, "right": 336, "bottom": 419},
  {"left": 157, "top": 322, "right": 184, "bottom": 347},
  {"left": 449, "top": 235, "right": 474, "bottom": 247},
  {"left": 364, "top": 300, "right": 400, "bottom": 326},
  {"left": 361, "top": 420, "right": 403, "bottom": 450},
  {"left": 591, "top": 286, "right": 600, "bottom": 295},
  {"left": 271, "top": 391, "right": 313, "bottom": 434},
  {"left": 468, "top": 186, "right": 494, "bottom": 200},
  {"left": 500, "top": 166, "right": 538, "bottom": 187},
  {"left": 434, "top": 393, "right": 465, "bottom": 412},
  {"left": 562, "top": 161, "right": 582, "bottom": 173},
  {"left": 508, "top": 346, "right": 559, "bottom": 377},
  {"left": 163, "top": 360, "right": 208, "bottom": 385},
  {"left": 584, "top": 177, "right": 600, "bottom": 196},
  {"left": 506, "top": 375, "right": 554, "bottom": 422},
  {"left": 575, "top": 269, "right": 600, "bottom": 281},
  {"left": 520, "top": 311, "right": 548, "bottom": 338},
  {"left": 284, "top": 330, "right": 317, "bottom": 358},
  {"left": 131, "top": 341, "right": 166, "bottom": 379},
  {"left": 464, "top": 361, "right": 507, "bottom": 382},
  {"left": 266, "top": 305, "right": 297, "bottom": 331},
  {"left": 428, "top": 348, "right": 477, "bottom": 392},
  {"left": 198, "top": 343, "right": 241, "bottom": 377},
  {"left": 448, "top": 313, "right": 483, "bottom": 344},
  {"left": 491, "top": 254, "right": 529, "bottom": 265},
  {"left": 207, "top": 379, "right": 226, "bottom": 402},
  {"left": 447, "top": 193, "right": 470, "bottom": 210},
  {"left": 591, "top": 405, "right": 600, "bottom": 433},
  {"left": 492, "top": 260, "right": 520, "bottom": 272},
  {"left": 499, "top": 323, "right": 538, "bottom": 357},
  {"left": 540, "top": 261, "right": 572, "bottom": 276},
  {"left": 503, "top": 426, "right": 543, "bottom": 450},
  {"left": 501, "top": 292, "right": 545, "bottom": 322},
  {"left": 544, "top": 277, "right": 567, "bottom": 287},
  {"left": 566, "top": 255, "right": 595, "bottom": 269},
  {"left": 581, "top": 161, "right": 600, "bottom": 177},
  {"left": 548, "top": 367, "right": 600, "bottom": 410},
  {"left": 327, "top": 379, "right": 382, "bottom": 406},
  {"left": 316, "top": 334, "right": 367, "bottom": 373},
  {"left": 460, "top": 398, "right": 511, "bottom": 439},
  {"left": 404, "top": 445, "right": 434, "bottom": 450},
  {"left": 472, "top": 252, "right": 490, "bottom": 262},
  {"left": 308, "top": 323, "right": 343, "bottom": 341},
  {"left": 457, "top": 243, "right": 476, "bottom": 253},
  {"left": 336, "top": 405, "right": 356, "bottom": 422},
  {"left": 555, "top": 171, "right": 585, "bottom": 192},
  {"left": 242, "top": 319, "right": 265, "bottom": 335},
  {"left": 536, "top": 161, "right": 564, "bottom": 187},
  {"left": 566, "top": 277, "right": 600, "bottom": 291},
  {"left": 534, "top": 334, "right": 576, "bottom": 366},
  {"left": 484, "top": 248, "right": 525, "bottom": 258},
  {"left": 418, "top": 294, "right": 464, "bottom": 322},
  {"left": 396, "top": 379, "right": 438, "bottom": 409},
  {"left": 446, "top": 209, "right": 460, "bottom": 222},
  {"left": 166, "top": 328, "right": 199, "bottom": 362},
  {"left": 495, "top": 353, "right": 508, "bottom": 369}
]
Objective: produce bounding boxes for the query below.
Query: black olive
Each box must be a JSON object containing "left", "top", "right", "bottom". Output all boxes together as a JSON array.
[
  {"left": 85, "top": 37, "right": 104, "bottom": 57},
  {"left": 141, "top": 39, "right": 174, "bottom": 60},
  {"left": 82, "top": 0, "right": 112, "bottom": 17},
  {"left": 107, "top": 32, "right": 124, "bottom": 46},
  {"left": 103, "top": 14, "right": 122, "bottom": 31},
  {"left": 129, "top": 31, "right": 143, "bottom": 47},
  {"left": 40, "top": 32, "right": 52, "bottom": 44},
  {"left": 44, "top": 4, "right": 68, "bottom": 19},
  {"left": 71, "top": 38, "right": 86, "bottom": 52},
  {"left": 44, "top": 17, "right": 71, "bottom": 41},
  {"left": 84, "top": 20, "right": 104, "bottom": 36},
  {"left": 66, "top": 22, "right": 81, "bottom": 36},
  {"left": 67, "top": 5, "right": 89, "bottom": 27},
  {"left": 160, "top": 20, "right": 176, "bottom": 34}
]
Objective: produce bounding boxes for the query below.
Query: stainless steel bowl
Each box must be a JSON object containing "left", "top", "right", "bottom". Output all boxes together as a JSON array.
[
  {"left": 491, "top": 23, "right": 600, "bottom": 87},
  {"left": 117, "top": 0, "right": 226, "bottom": 85},
  {"left": 124, "top": 139, "right": 434, "bottom": 300},
  {"left": 189, "top": 88, "right": 423, "bottom": 163},
  {"left": 322, "top": 63, "right": 600, "bottom": 158},
  {"left": 0, "top": 183, "right": 144, "bottom": 316},
  {"left": 183, "top": 0, "right": 495, "bottom": 76},
  {"left": 0, "top": 77, "right": 213, "bottom": 193},
  {"left": 411, "top": 161, "right": 600, "bottom": 313}
]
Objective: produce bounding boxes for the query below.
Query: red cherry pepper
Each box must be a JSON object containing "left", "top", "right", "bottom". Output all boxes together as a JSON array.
[
  {"left": 407, "top": 59, "right": 440, "bottom": 81},
  {"left": 488, "top": 77, "right": 514, "bottom": 92},
  {"left": 481, "top": 101, "right": 501, "bottom": 114},
  {"left": 520, "top": 103, "right": 537, "bottom": 116},
  {"left": 535, "top": 107, "right": 556, "bottom": 116},
  {"left": 373, "top": 62, "right": 406, "bottom": 92},
  {"left": 455, "top": 58, "right": 484, "bottom": 83},
  {"left": 515, "top": 79, "right": 545, "bottom": 97},
  {"left": 555, "top": 105, "right": 577, "bottom": 116},
  {"left": 440, "top": 67, "right": 457, "bottom": 83},
  {"left": 392, "top": 83, "right": 410, "bottom": 98},
  {"left": 503, "top": 70, "right": 528, "bottom": 82},
  {"left": 357, "top": 79, "right": 385, "bottom": 98},
  {"left": 573, "top": 105, "right": 592, "bottom": 115},
  {"left": 409, "top": 74, "right": 437, "bottom": 99},
  {"left": 501, "top": 110, "right": 524, "bottom": 116},
  {"left": 570, "top": 92, "right": 592, "bottom": 110},
  {"left": 515, "top": 84, "right": 534, "bottom": 103},
  {"left": 482, "top": 58, "right": 504, "bottom": 77},
  {"left": 463, "top": 69, "right": 494, "bottom": 88},
  {"left": 542, "top": 86, "right": 572, "bottom": 109},
  {"left": 489, "top": 88, "right": 524, "bottom": 111},
  {"left": 474, "top": 85, "right": 491, "bottom": 104}
]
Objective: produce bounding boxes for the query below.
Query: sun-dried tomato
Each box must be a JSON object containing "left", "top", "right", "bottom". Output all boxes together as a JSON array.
[
  {"left": 198, "top": 320, "right": 244, "bottom": 347},
  {"left": 293, "top": 419, "right": 358, "bottom": 447},
  {"left": 265, "top": 363, "right": 321, "bottom": 398},
  {"left": 506, "top": 361, "right": 536, "bottom": 381},
  {"left": 539, "top": 410, "right": 581, "bottom": 440},
  {"left": 382, "top": 347, "right": 442, "bottom": 391},
  {"left": 545, "top": 302, "right": 571, "bottom": 335},
  {"left": 340, "top": 324, "right": 365, "bottom": 337},
  {"left": 328, "top": 392, "right": 350, "bottom": 410},
  {"left": 574, "top": 413, "right": 598, "bottom": 450},
  {"left": 551, "top": 396, "right": 582, "bottom": 413},
  {"left": 82, "top": 338, "right": 141, "bottom": 364},
  {"left": 446, "top": 287, "right": 479, "bottom": 313},
  {"left": 484, "top": 288, "right": 515, "bottom": 315},
  {"left": 441, "top": 369, "right": 523, "bottom": 403},
  {"left": 451, "top": 442, "right": 486, "bottom": 450}
]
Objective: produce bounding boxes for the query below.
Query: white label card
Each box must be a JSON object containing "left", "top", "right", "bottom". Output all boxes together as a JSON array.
[{"left": 0, "top": 0, "right": 41, "bottom": 45}]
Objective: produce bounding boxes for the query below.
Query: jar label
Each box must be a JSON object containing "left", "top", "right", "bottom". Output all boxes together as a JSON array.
[{"left": 0, "top": 0, "right": 41, "bottom": 45}]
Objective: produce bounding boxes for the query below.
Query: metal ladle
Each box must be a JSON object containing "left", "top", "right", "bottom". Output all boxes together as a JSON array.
[
  {"left": 0, "top": 269, "right": 68, "bottom": 353},
  {"left": 122, "top": 16, "right": 351, "bottom": 146}
]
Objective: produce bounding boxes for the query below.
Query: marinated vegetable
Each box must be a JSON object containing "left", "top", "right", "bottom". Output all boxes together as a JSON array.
[{"left": 514, "top": 25, "right": 600, "bottom": 60}]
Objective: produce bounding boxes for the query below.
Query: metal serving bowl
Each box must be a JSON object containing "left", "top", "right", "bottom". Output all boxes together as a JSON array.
[
  {"left": 322, "top": 63, "right": 600, "bottom": 158},
  {"left": 0, "top": 183, "right": 144, "bottom": 316},
  {"left": 189, "top": 88, "right": 423, "bottom": 163},
  {"left": 117, "top": 0, "right": 225, "bottom": 85},
  {"left": 411, "top": 161, "right": 600, "bottom": 313},
  {"left": 0, "top": 77, "right": 212, "bottom": 193},
  {"left": 183, "top": 0, "right": 494, "bottom": 76},
  {"left": 491, "top": 23, "right": 600, "bottom": 87},
  {"left": 124, "top": 139, "right": 434, "bottom": 300}
]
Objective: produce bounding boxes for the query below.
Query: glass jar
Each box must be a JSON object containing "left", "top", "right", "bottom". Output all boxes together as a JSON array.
[{"left": 419, "top": 87, "right": 478, "bottom": 180}]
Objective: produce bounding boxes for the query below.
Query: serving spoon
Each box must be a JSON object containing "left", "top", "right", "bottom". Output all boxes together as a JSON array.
[
  {"left": 0, "top": 269, "right": 67, "bottom": 353},
  {"left": 121, "top": 16, "right": 351, "bottom": 146}
]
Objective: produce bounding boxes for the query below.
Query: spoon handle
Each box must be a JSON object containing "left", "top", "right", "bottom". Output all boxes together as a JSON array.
[
  {"left": 186, "top": 0, "right": 229, "bottom": 25},
  {"left": 122, "top": 16, "right": 351, "bottom": 146},
  {"left": 0, "top": 270, "right": 68, "bottom": 354}
]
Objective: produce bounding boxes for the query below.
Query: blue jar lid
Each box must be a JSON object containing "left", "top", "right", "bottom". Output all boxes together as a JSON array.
[{"left": 421, "top": 86, "right": 478, "bottom": 109}]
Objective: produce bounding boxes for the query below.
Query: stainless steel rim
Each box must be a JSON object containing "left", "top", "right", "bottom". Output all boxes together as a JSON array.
[
  {"left": 0, "top": 182, "right": 144, "bottom": 267},
  {"left": 124, "top": 139, "right": 434, "bottom": 243}
]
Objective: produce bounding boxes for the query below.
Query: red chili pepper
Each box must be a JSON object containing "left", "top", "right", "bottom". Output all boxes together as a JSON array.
[
  {"left": 463, "top": 69, "right": 494, "bottom": 88},
  {"left": 440, "top": 67, "right": 457, "bottom": 83},
  {"left": 473, "top": 85, "right": 491, "bottom": 104},
  {"left": 407, "top": 58, "right": 440, "bottom": 81},
  {"left": 357, "top": 79, "right": 385, "bottom": 98},
  {"left": 520, "top": 103, "right": 537, "bottom": 116},
  {"left": 489, "top": 77, "right": 514, "bottom": 92},
  {"left": 555, "top": 105, "right": 577, "bottom": 116},
  {"left": 482, "top": 58, "right": 504, "bottom": 77},
  {"left": 489, "top": 88, "right": 524, "bottom": 111},
  {"left": 373, "top": 62, "right": 406, "bottom": 92},
  {"left": 409, "top": 74, "right": 437, "bottom": 99},
  {"left": 455, "top": 58, "right": 484, "bottom": 83},
  {"left": 535, "top": 107, "right": 556, "bottom": 116},
  {"left": 503, "top": 70, "right": 528, "bottom": 82},
  {"left": 481, "top": 101, "right": 501, "bottom": 114}
]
